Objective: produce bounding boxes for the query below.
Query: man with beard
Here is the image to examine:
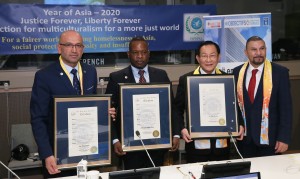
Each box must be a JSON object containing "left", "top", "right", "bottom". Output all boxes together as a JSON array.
[{"left": 233, "top": 36, "right": 292, "bottom": 157}]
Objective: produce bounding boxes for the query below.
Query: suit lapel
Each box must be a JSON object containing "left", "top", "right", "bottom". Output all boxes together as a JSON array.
[
  {"left": 243, "top": 65, "right": 252, "bottom": 105},
  {"left": 253, "top": 72, "right": 264, "bottom": 104},
  {"left": 123, "top": 66, "right": 136, "bottom": 83},
  {"left": 148, "top": 67, "right": 157, "bottom": 82},
  {"left": 81, "top": 64, "right": 88, "bottom": 93},
  {"left": 54, "top": 62, "right": 76, "bottom": 94}
]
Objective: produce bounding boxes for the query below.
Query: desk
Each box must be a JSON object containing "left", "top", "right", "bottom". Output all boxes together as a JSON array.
[
  {"left": 7, "top": 159, "right": 42, "bottom": 179},
  {"left": 60, "top": 153, "right": 300, "bottom": 179}
]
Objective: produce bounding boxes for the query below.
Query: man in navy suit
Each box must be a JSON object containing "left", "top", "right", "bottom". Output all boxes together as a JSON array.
[
  {"left": 233, "top": 36, "right": 292, "bottom": 158},
  {"left": 30, "top": 30, "right": 115, "bottom": 178},
  {"left": 105, "top": 36, "right": 180, "bottom": 169}
]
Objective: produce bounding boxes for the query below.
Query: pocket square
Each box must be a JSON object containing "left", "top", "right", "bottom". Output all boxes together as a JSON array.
[{"left": 86, "top": 86, "right": 94, "bottom": 91}]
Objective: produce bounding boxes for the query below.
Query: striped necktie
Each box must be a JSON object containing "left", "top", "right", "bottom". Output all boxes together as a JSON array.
[
  {"left": 138, "top": 70, "right": 146, "bottom": 83},
  {"left": 71, "top": 68, "right": 81, "bottom": 95}
]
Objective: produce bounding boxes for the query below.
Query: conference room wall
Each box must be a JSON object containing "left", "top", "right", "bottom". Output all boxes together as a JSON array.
[{"left": 0, "top": 62, "right": 300, "bottom": 178}]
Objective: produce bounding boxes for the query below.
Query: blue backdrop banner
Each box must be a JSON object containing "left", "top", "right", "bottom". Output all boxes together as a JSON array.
[{"left": 0, "top": 4, "right": 216, "bottom": 55}]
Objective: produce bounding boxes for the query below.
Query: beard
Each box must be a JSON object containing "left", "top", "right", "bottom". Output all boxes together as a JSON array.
[{"left": 251, "top": 56, "right": 265, "bottom": 66}]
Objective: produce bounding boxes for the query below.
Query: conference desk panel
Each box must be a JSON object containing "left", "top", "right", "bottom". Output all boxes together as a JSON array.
[{"left": 60, "top": 153, "right": 300, "bottom": 179}]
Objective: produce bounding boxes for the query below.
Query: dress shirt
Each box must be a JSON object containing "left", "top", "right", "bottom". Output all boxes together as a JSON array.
[
  {"left": 131, "top": 65, "right": 149, "bottom": 83},
  {"left": 245, "top": 64, "right": 264, "bottom": 97},
  {"left": 64, "top": 64, "right": 80, "bottom": 85}
]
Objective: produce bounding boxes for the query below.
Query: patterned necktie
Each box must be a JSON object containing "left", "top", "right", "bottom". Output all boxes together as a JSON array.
[
  {"left": 138, "top": 70, "right": 146, "bottom": 83},
  {"left": 71, "top": 68, "right": 81, "bottom": 95},
  {"left": 248, "top": 69, "right": 258, "bottom": 103}
]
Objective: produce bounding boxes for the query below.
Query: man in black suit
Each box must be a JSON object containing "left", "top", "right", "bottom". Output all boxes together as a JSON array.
[
  {"left": 175, "top": 41, "right": 244, "bottom": 163},
  {"left": 233, "top": 36, "right": 292, "bottom": 157},
  {"left": 105, "top": 37, "right": 180, "bottom": 169}
]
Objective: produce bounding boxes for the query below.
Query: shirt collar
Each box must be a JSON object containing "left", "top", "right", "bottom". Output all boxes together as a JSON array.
[
  {"left": 248, "top": 63, "right": 264, "bottom": 73},
  {"left": 131, "top": 65, "right": 149, "bottom": 75},
  {"left": 65, "top": 64, "right": 79, "bottom": 74},
  {"left": 200, "top": 67, "right": 216, "bottom": 74}
]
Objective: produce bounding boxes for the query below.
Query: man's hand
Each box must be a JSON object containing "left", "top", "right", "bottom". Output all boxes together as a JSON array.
[
  {"left": 181, "top": 128, "right": 193, "bottom": 143},
  {"left": 113, "top": 141, "right": 126, "bottom": 156},
  {"left": 45, "top": 155, "right": 60, "bottom": 175},
  {"left": 169, "top": 137, "right": 180, "bottom": 152},
  {"left": 275, "top": 141, "right": 288, "bottom": 153},
  {"left": 109, "top": 107, "right": 116, "bottom": 121},
  {"left": 236, "top": 125, "right": 244, "bottom": 141}
]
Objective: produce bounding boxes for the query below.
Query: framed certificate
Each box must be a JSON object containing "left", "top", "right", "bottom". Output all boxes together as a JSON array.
[
  {"left": 186, "top": 75, "right": 238, "bottom": 138},
  {"left": 119, "top": 83, "right": 172, "bottom": 152},
  {"left": 54, "top": 95, "right": 111, "bottom": 169}
]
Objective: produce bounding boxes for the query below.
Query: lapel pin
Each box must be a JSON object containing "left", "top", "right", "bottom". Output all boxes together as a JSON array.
[{"left": 60, "top": 72, "right": 63, "bottom": 76}]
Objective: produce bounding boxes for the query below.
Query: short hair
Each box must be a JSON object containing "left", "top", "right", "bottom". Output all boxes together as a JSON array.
[
  {"left": 129, "top": 36, "right": 149, "bottom": 51},
  {"left": 246, "top": 36, "right": 265, "bottom": 49},
  {"left": 196, "top": 41, "right": 220, "bottom": 55}
]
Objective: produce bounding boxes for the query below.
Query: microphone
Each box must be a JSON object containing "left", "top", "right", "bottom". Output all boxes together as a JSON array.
[
  {"left": 228, "top": 131, "right": 244, "bottom": 161},
  {"left": 99, "top": 78, "right": 105, "bottom": 94},
  {"left": 135, "top": 130, "right": 156, "bottom": 167},
  {"left": 135, "top": 130, "right": 141, "bottom": 137},
  {"left": 0, "top": 161, "right": 20, "bottom": 179}
]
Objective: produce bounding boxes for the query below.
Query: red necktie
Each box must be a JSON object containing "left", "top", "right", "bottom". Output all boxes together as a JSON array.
[
  {"left": 248, "top": 69, "right": 258, "bottom": 103},
  {"left": 138, "top": 70, "right": 146, "bottom": 83}
]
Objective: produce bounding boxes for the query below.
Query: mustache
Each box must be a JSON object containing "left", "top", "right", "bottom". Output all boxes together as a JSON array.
[{"left": 254, "top": 56, "right": 264, "bottom": 59}]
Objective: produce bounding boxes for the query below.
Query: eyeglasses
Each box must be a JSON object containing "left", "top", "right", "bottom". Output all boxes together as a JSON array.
[
  {"left": 200, "top": 54, "right": 218, "bottom": 60},
  {"left": 59, "top": 43, "right": 84, "bottom": 49},
  {"left": 130, "top": 50, "right": 149, "bottom": 56}
]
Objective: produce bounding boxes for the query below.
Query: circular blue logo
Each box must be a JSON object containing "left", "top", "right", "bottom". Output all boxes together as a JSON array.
[{"left": 191, "top": 17, "right": 202, "bottom": 30}]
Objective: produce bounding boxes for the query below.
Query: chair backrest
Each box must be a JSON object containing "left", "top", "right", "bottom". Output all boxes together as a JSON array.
[{"left": 11, "top": 124, "right": 38, "bottom": 153}]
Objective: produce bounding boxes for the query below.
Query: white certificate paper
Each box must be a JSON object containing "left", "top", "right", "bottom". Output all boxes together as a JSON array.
[
  {"left": 133, "top": 94, "right": 161, "bottom": 140},
  {"left": 68, "top": 106, "right": 98, "bottom": 157},
  {"left": 199, "top": 83, "right": 227, "bottom": 126}
]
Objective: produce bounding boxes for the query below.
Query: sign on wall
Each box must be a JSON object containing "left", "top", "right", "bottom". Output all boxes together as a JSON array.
[
  {"left": 0, "top": 4, "right": 216, "bottom": 55},
  {"left": 203, "top": 13, "right": 272, "bottom": 73}
]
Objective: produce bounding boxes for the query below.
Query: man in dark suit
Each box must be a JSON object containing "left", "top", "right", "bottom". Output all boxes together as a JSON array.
[
  {"left": 105, "top": 36, "right": 180, "bottom": 169},
  {"left": 175, "top": 41, "right": 244, "bottom": 163},
  {"left": 233, "top": 36, "right": 292, "bottom": 158},
  {"left": 30, "top": 30, "right": 115, "bottom": 178}
]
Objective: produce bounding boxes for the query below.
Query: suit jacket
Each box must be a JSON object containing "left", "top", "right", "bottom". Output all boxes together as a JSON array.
[
  {"left": 174, "top": 70, "right": 231, "bottom": 155},
  {"left": 30, "top": 61, "right": 98, "bottom": 159},
  {"left": 105, "top": 65, "right": 180, "bottom": 141},
  {"left": 233, "top": 62, "right": 292, "bottom": 146}
]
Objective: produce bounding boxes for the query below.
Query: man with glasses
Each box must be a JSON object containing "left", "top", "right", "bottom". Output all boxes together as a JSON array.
[
  {"left": 105, "top": 36, "right": 180, "bottom": 169},
  {"left": 175, "top": 41, "right": 244, "bottom": 163},
  {"left": 30, "top": 30, "right": 115, "bottom": 178}
]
